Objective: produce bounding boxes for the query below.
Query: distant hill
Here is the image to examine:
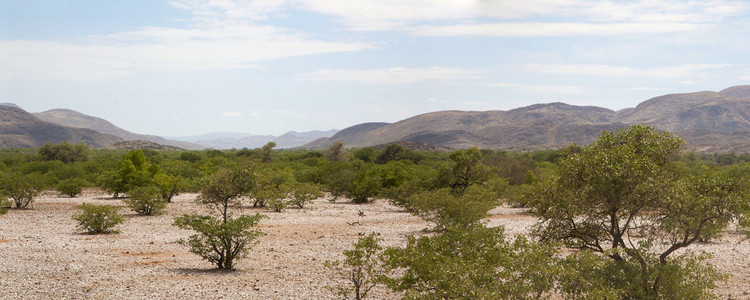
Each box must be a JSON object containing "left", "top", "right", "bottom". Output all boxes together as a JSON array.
[
  {"left": 34, "top": 109, "right": 204, "bottom": 150},
  {"left": 0, "top": 106, "right": 122, "bottom": 148},
  {"left": 185, "top": 129, "right": 339, "bottom": 149},
  {"left": 107, "top": 140, "right": 183, "bottom": 151},
  {"left": 306, "top": 85, "right": 750, "bottom": 153}
]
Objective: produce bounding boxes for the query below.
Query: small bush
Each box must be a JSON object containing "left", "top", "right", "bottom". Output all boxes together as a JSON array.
[
  {"left": 55, "top": 178, "right": 91, "bottom": 197},
  {"left": 124, "top": 185, "right": 167, "bottom": 215},
  {"left": 73, "top": 203, "right": 125, "bottom": 234},
  {"left": 0, "top": 198, "right": 9, "bottom": 215}
]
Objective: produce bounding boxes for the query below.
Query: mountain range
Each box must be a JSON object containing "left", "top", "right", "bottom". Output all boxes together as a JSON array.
[
  {"left": 3, "top": 85, "right": 750, "bottom": 152},
  {"left": 0, "top": 104, "right": 338, "bottom": 150},
  {"left": 306, "top": 85, "right": 750, "bottom": 153}
]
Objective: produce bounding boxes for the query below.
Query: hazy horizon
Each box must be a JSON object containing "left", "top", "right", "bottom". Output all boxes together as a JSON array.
[{"left": 2, "top": 0, "right": 749, "bottom": 136}]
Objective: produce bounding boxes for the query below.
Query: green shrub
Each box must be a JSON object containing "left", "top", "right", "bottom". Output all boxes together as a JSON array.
[
  {"left": 325, "top": 232, "right": 384, "bottom": 300},
  {"left": 0, "top": 198, "right": 9, "bottom": 215},
  {"left": 174, "top": 213, "right": 266, "bottom": 269},
  {"left": 55, "top": 178, "right": 91, "bottom": 197},
  {"left": 124, "top": 185, "right": 167, "bottom": 215},
  {"left": 0, "top": 172, "right": 49, "bottom": 209},
  {"left": 290, "top": 182, "right": 322, "bottom": 208},
  {"left": 73, "top": 203, "right": 125, "bottom": 234}
]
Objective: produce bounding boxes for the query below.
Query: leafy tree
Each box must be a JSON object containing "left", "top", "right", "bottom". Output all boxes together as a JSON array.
[
  {"left": 524, "top": 124, "right": 748, "bottom": 298},
  {"left": 55, "top": 178, "right": 91, "bottom": 197},
  {"left": 39, "top": 142, "right": 94, "bottom": 163},
  {"left": 0, "top": 198, "right": 8, "bottom": 215},
  {"left": 374, "top": 144, "right": 416, "bottom": 164},
  {"left": 435, "top": 147, "right": 490, "bottom": 193},
  {"left": 261, "top": 142, "right": 276, "bottom": 163},
  {"left": 0, "top": 171, "right": 49, "bottom": 209},
  {"left": 381, "top": 225, "right": 558, "bottom": 299},
  {"left": 73, "top": 203, "right": 125, "bottom": 234},
  {"left": 353, "top": 147, "right": 376, "bottom": 163},
  {"left": 325, "top": 232, "right": 384, "bottom": 300},
  {"left": 153, "top": 173, "right": 184, "bottom": 203},
  {"left": 173, "top": 167, "right": 266, "bottom": 270},
  {"left": 290, "top": 182, "right": 322, "bottom": 208},
  {"left": 408, "top": 186, "right": 498, "bottom": 231},
  {"left": 252, "top": 166, "right": 293, "bottom": 209},
  {"left": 124, "top": 185, "right": 167, "bottom": 215},
  {"left": 97, "top": 150, "right": 156, "bottom": 197},
  {"left": 325, "top": 141, "right": 347, "bottom": 162}
]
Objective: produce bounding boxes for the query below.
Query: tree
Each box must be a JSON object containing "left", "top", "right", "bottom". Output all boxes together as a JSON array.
[
  {"left": 261, "top": 142, "right": 276, "bottom": 163},
  {"left": 97, "top": 150, "right": 155, "bottom": 198},
  {"left": 39, "top": 142, "right": 94, "bottom": 163},
  {"left": 290, "top": 182, "right": 322, "bottom": 208},
  {"left": 153, "top": 173, "right": 184, "bottom": 203},
  {"left": 381, "top": 225, "right": 558, "bottom": 299},
  {"left": 73, "top": 203, "right": 125, "bottom": 234},
  {"left": 55, "top": 178, "right": 91, "bottom": 197},
  {"left": 325, "top": 233, "right": 384, "bottom": 300},
  {"left": 124, "top": 185, "right": 167, "bottom": 215},
  {"left": 408, "top": 187, "right": 498, "bottom": 231},
  {"left": 173, "top": 167, "right": 266, "bottom": 270},
  {"left": 0, "top": 172, "right": 49, "bottom": 209},
  {"left": 524, "top": 124, "right": 747, "bottom": 298},
  {"left": 325, "top": 141, "right": 346, "bottom": 162},
  {"left": 435, "top": 147, "right": 490, "bottom": 194}
]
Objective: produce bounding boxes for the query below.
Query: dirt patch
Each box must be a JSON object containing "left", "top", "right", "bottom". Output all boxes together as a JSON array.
[{"left": 0, "top": 193, "right": 748, "bottom": 299}]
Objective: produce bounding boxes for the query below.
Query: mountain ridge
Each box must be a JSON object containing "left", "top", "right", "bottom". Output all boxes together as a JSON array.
[{"left": 305, "top": 85, "right": 750, "bottom": 153}]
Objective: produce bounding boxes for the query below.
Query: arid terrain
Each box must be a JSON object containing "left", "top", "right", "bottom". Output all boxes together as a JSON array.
[{"left": 1, "top": 191, "right": 749, "bottom": 299}]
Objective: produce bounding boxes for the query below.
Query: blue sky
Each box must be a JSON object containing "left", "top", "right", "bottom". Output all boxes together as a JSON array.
[{"left": 2, "top": 0, "right": 749, "bottom": 137}]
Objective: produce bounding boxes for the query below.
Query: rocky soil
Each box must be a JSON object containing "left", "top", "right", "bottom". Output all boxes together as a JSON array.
[{"left": 0, "top": 191, "right": 748, "bottom": 299}]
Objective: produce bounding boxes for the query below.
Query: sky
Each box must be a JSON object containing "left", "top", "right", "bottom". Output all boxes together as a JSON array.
[{"left": 1, "top": 0, "right": 750, "bottom": 137}]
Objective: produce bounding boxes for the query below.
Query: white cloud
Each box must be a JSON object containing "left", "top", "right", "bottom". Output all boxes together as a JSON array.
[
  {"left": 412, "top": 22, "right": 700, "bottom": 37},
  {"left": 273, "top": 109, "right": 294, "bottom": 114},
  {"left": 0, "top": 0, "right": 371, "bottom": 81},
  {"left": 740, "top": 75, "right": 750, "bottom": 81},
  {"left": 525, "top": 63, "right": 732, "bottom": 78},
  {"left": 480, "top": 82, "right": 589, "bottom": 94},
  {"left": 222, "top": 111, "right": 244, "bottom": 117},
  {"left": 628, "top": 87, "right": 668, "bottom": 91},
  {"left": 425, "top": 97, "right": 447, "bottom": 103},
  {"left": 294, "top": 0, "right": 746, "bottom": 35},
  {"left": 300, "top": 67, "right": 483, "bottom": 84}
]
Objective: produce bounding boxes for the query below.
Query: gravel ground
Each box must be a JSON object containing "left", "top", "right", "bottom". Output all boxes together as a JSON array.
[{"left": 1, "top": 191, "right": 748, "bottom": 299}]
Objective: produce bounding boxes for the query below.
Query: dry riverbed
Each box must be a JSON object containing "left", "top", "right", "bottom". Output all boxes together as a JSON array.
[{"left": 0, "top": 191, "right": 748, "bottom": 299}]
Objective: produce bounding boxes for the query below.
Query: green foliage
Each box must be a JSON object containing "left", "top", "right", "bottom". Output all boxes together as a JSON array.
[
  {"left": 178, "top": 151, "right": 203, "bottom": 163},
  {"left": 353, "top": 147, "right": 376, "bottom": 163},
  {"left": 73, "top": 203, "right": 125, "bottom": 234},
  {"left": 153, "top": 173, "right": 184, "bottom": 203},
  {"left": 253, "top": 166, "right": 293, "bottom": 209},
  {"left": 482, "top": 151, "right": 537, "bottom": 185},
  {"left": 525, "top": 124, "right": 744, "bottom": 298},
  {"left": 325, "top": 141, "right": 347, "bottom": 162},
  {"left": 174, "top": 213, "right": 266, "bottom": 269},
  {"left": 124, "top": 185, "right": 167, "bottom": 215},
  {"left": 290, "top": 182, "right": 322, "bottom": 208},
  {"left": 39, "top": 142, "right": 94, "bottom": 163},
  {"left": 0, "top": 171, "right": 49, "bottom": 209},
  {"left": 55, "top": 178, "right": 91, "bottom": 197},
  {"left": 408, "top": 187, "right": 498, "bottom": 231},
  {"left": 261, "top": 142, "right": 276, "bottom": 163},
  {"left": 97, "top": 150, "right": 156, "bottom": 198},
  {"left": 435, "top": 147, "right": 490, "bottom": 193},
  {"left": 381, "top": 225, "right": 558, "bottom": 299},
  {"left": 325, "top": 232, "right": 384, "bottom": 300},
  {"left": 0, "top": 198, "right": 9, "bottom": 215},
  {"left": 174, "top": 166, "right": 267, "bottom": 269},
  {"left": 374, "top": 144, "right": 419, "bottom": 164}
]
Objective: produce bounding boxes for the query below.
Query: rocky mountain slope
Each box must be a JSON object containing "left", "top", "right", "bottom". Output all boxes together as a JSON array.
[
  {"left": 0, "top": 106, "right": 122, "bottom": 148},
  {"left": 34, "top": 109, "right": 204, "bottom": 150},
  {"left": 306, "top": 85, "right": 750, "bottom": 153}
]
